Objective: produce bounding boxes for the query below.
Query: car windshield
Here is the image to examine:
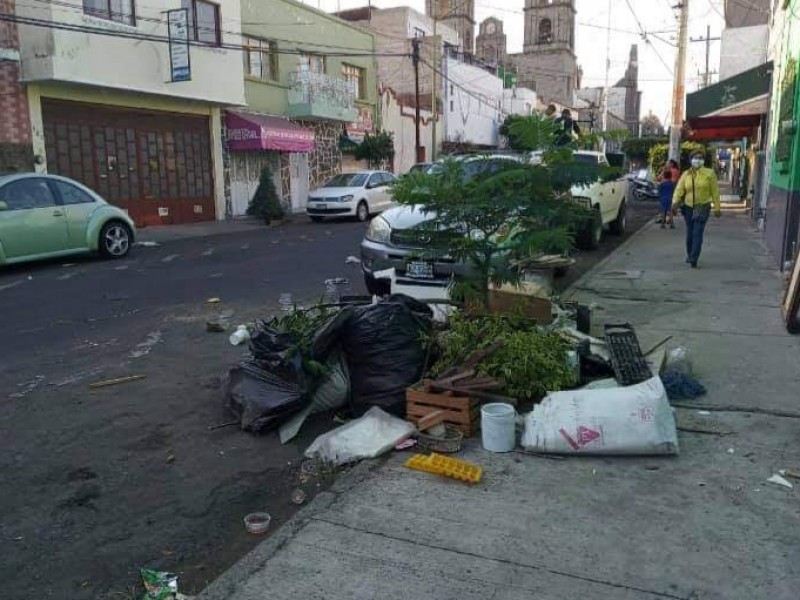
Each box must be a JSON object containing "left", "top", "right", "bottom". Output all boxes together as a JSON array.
[{"left": 323, "top": 173, "right": 368, "bottom": 188}]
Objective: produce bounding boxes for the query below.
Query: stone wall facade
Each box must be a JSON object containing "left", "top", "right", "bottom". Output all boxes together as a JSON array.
[{"left": 295, "top": 119, "right": 343, "bottom": 191}]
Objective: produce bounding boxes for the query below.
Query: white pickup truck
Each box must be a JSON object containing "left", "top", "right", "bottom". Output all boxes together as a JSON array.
[{"left": 532, "top": 150, "right": 627, "bottom": 249}]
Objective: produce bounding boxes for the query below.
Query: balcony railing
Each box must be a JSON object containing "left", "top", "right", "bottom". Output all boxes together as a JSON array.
[{"left": 287, "top": 70, "right": 358, "bottom": 122}]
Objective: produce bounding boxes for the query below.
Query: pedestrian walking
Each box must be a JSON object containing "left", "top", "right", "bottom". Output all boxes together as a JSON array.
[
  {"left": 554, "top": 109, "right": 581, "bottom": 146},
  {"left": 672, "top": 152, "right": 722, "bottom": 268},
  {"left": 656, "top": 159, "right": 681, "bottom": 224},
  {"left": 659, "top": 169, "right": 676, "bottom": 229}
]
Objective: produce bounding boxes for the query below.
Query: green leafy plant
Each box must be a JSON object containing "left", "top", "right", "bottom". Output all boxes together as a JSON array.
[
  {"left": 247, "top": 166, "right": 285, "bottom": 224},
  {"left": 622, "top": 135, "right": 668, "bottom": 162},
  {"left": 391, "top": 113, "right": 599, "bottom": 309},
  {"left": 355, "top": 130, "right": 395, "bottom": 168},
  {"left": 432, "top": 313, "right": 573, "bottom": 400},
  {"left": 649, "top": 141, "right": 708, "bottom": 175}
]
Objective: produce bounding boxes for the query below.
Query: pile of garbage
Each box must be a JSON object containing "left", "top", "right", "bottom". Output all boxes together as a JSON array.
[{"left": 223, "top": 294, "right": 433, "bottom": 441}]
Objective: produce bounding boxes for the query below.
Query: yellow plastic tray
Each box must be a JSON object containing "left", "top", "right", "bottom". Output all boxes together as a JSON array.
[{"left": 404, "top": 453, "right": 483, "bottom": 484}]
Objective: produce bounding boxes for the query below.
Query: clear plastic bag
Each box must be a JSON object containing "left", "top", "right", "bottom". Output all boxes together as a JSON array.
[{"left": 666, "top": 346, "right": 692, "bottom": 375}]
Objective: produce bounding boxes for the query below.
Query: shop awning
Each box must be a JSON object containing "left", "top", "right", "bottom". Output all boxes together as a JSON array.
[
  {"left": 685, "top": 62, "right": 772, "bottom": 142},
  {"left": 226, "top": 110, "right": 315, "bottom": 152}
]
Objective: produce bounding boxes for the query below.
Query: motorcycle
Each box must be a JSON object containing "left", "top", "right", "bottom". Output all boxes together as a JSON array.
[{"left": 631, "top": 177, "right": 659, "bottom": 201}]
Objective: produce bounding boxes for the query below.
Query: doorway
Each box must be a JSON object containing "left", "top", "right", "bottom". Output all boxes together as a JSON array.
[{"left": 289, "top": 153, "right": 309, "bottom": 214}]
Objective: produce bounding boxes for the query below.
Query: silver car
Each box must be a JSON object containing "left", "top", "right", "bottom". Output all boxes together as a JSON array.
[{"left": 360, "top": 155, "right": 523, "bottom": 294}]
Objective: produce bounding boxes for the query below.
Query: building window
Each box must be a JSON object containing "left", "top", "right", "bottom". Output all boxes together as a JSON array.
[
  {"left": 300, "top": 53, "right": 326, "bottom": 75},
  {"left": 244, "top": 37, "right": 278, "bottom": 81},
  {"left": 83, "top": 0, "right": 135, "bottom": 26},
  {"left": 538, "top": 18, "right": 552, "bottom": 44},
  {"left": 342, "top": 63, "right": 366, "bottom": 100},
  {"left": 413, "top": 27, "right": 425, "bottom": 38},
  {"left": 182, "top": 0, "right": 220, "bottom": 46}
]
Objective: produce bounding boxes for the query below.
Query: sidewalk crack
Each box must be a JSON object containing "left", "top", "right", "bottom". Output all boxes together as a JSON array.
[{"left": 311, "top": 517, "right": 690, "bottom": 600}]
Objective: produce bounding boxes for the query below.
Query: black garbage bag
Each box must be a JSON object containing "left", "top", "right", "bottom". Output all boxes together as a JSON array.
[
  {"left": 313, "top": 294, "right": 432, "bottom": 416},
  {"left": 224, "top": 362, "right": 307, "bottom": 432}
]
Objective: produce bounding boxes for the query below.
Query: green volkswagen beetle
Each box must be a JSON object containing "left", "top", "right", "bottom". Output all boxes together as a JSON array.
[{"left": 0, "top": 173, "right": 136, "bottom": 265}]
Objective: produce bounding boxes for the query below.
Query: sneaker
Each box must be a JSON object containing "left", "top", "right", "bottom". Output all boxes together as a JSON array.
[
  {"left": 691, "top": 262, "right": 698, "bottom": 268},
  {"left": 685, "top": 257, "right": 692, "bottom": 264}
]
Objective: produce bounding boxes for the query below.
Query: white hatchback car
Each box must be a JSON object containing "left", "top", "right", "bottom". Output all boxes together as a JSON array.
[{"left": 306, "top": 170, "right": 397, "bottom": 222}]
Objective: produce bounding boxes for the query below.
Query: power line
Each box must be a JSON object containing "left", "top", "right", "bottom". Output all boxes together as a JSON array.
[
  {"left": 0, "top": 11, "right": 409, "bottom": 58},
  {"left": 620, "top": 0, "right": 674, "bottom": 75},
  {"left": 420, "top": 56, "right": 510, "bottom": 117}
]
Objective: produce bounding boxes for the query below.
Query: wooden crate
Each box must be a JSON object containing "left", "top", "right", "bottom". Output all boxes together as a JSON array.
[{"left": 406, "top": 383, "right": 480, "bottom": 437}]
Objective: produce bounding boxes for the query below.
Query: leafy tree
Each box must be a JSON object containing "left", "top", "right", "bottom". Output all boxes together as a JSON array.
[
  {"left": 355, "top": 130, "right": 395, "bottom": 169},
  {"left": 649, "top": 141, "right": 708, "bottom": 176},
  {"left": 622, "top": 136, "right": 668, "bottom": 162},
  {"left": 499, "top": 115, "right": 529, "bottom": 151},
  {"left": 391, "top": 114, "right": 599, "bottom": 309},
  {"left": 246, "top": 166, "right": 285, "bottom": 224}
]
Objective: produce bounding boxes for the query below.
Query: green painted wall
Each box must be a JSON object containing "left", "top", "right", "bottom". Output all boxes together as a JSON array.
[
  {"left": 769, "top": 0, "right": 800, "bottom": 192},
  {"left": 240, "top": 0, "right": 377, "bottom": 118}
]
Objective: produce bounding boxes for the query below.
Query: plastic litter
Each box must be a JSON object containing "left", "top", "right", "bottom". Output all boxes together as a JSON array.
[
  {"left": 290, "top": 489, "right": 307, "bottom": 505},
  {"left": 224, "top": 363, "right": 305, "bottom": 433},
  {"left": 666, "top": 346, "right": 692, "bottom": 375},
  {"left": 404, "top": 453, "right": 483, "bottom": 484},
  {"left": 243, "top": 512, "right": 272, "bottom": 534},
  {"left": 521, "top": 376, "right": 679, "bottom": 455},
  {"left": 345, "top": 255, "right": 361, "bottom": 264},
  {"left": 278, "top": 293, "right": 294, "bottom": 312},
  {"left": 138, "top": 241, "right": 160, "bottom": 247},
  {"left": 481, "top": 403, "right": 516, "bottom": 453},
  {"left": 660, "top": 368, "right": 706, "bottom": 400},
  {"left": 229, "top": 325, "right": 251, "bottom": 346},
  {"left": 304, "top": 406, "right": 415, "bottom": 466},
  {"left": 766, "top": 474, "right": 793, "bottom": 489},
  {"left": 207, "top": 297, "right": 221, "bottom": 304},
  {"left": 140, "top": 568, "right": 178, "bottom": 600}
]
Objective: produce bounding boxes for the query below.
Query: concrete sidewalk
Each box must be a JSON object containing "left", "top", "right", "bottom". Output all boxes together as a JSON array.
[
  {"left": 134, "top": 217, "right": 301, "bottom": 244},
  {"left": 197, "top": 214, "right": 800, "bottom": 600}
]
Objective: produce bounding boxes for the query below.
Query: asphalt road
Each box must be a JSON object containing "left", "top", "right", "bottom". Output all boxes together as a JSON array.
[{"left": 0, "top": 201, "right": 654, "bottom": 599}]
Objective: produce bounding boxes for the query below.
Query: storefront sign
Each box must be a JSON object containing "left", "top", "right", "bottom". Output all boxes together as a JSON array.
[{"left": 168, "top": 9, "right": 191, "bottom": 83}]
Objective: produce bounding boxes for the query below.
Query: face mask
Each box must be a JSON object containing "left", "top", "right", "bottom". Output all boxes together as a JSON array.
[{"left": 691, "top": 159, "right": 703, "bottom": 169}]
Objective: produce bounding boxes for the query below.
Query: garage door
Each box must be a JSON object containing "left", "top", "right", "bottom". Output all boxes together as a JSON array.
[{"left": 42, "top": 99, "right": 215, "bottom": 227}]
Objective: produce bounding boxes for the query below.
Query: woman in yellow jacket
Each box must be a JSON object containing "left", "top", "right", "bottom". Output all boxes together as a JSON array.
[{"left": 672, "top": 152, "right": 722, "bottom": 268}]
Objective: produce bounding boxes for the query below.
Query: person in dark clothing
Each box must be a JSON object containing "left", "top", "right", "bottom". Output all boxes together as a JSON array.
[
  {"left": 554, "top": 109, "right": 581, "bottom": 146},
  {"left": 659, "top": 169, "right": 676, "bottom": 229}
]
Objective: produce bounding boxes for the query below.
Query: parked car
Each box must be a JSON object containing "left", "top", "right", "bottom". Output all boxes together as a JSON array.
[
  {"left": 530, "top": 150, "right": 627, "bottom": 249},
  {"left": 0, "top": 173, "right": 136, "bottom": 266},
  {"left": 306, "top": 170, "right": 397, "bottom": 223},
  {"left": 360, "top": 154, "right": 526, "bottom": 294},
  {"left": 407, "top": 162, "right": 433, "bottom": 174}
]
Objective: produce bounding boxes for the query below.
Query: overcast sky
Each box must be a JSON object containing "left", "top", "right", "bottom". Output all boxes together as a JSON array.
[{"left": 299, "top": 0, "right": 726, "bottom": 125}]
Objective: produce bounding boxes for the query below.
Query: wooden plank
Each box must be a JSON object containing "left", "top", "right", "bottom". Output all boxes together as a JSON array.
[
  {"left": 426, "top": 382, "right": 518, "bottom": 407},
  {"left": 407, "top": 405, "right": 478, "bottom": 425},
  {"left": 407, "top": 387, "right": 474, "bottom": 410},
  {"left": 416, "top": 410, "right": 446, "bottom": 432}
]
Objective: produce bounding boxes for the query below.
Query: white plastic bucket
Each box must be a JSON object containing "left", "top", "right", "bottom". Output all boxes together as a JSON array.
[{"left": 481, "top": 403, "right": 516, "bottom": 453}]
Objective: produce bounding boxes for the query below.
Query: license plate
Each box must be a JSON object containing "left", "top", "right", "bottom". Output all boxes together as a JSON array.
[
  {"left": 406, "top": 260, "right": 434, "bottom": 279},
  {"left": 317, "top": 204, "right": 327, "bottom": 211}
]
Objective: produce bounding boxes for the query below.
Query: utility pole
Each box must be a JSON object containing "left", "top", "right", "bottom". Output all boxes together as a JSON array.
[
  {"left": 669, "top": 0, "right": 690, "bottom": 163},
  {"left": 601, "top": 0, "right": 612, "bottom": 153},
  {"left": 431, "top": 18, "right": 439, "bottom": 162},
  {"left": 412, "top": 37, "right": 423, "bottom": 163},
  {"left": 690, "top": 25, "right": 720, "bottom": 88}
]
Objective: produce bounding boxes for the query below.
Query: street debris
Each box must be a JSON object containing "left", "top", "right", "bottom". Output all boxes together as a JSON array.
[
  {"left": 9, "top": 375, "right": 46, "bottom": 398},
  {"left": 782, "top": 469, "right": 800, "bottom": 481},
  {"left": 89, "top": 374, "right": 146, "bottom": 389},
  {"left": 140, "top": 568, "right": 178, "bottom": 600},
  {"left": 305, "top": 407, "right": 415, "bottom": 466},
  {"left": 405, "top": 453, "right": 483, "bottom": 484},
  {"left": 130, "top": 330, "right": 163, "bottom": 358},
  {"left": 243, "top": 512, "right": 272, "bottom": 535},
  {"left": 766, "top": 474, "right": 794, "bottom": 490},
  {"left": 345, "top": 255, "right": 361, "bottom": 265},
  {"left": 137, "top": 241, "right": 160, "bottom": 247},
  {"left": 206, "top": 318, "right": 227, "bottom": 332},
  {"left": 521, "top": 377, "right": 679, "bottom": 455},
  {"left": 207, "top": 297, "right": 221, "bottom": 304},
  {"left": 604, "top": 323, "right": 652, "bottom": 386},
  {"left": 661, "top": 369, "right": 707, "bottom": 400},
  {"left": 229, "top": 325, "right": 251, "bottom": 346},
  {"left": 290, "top": 489, "right": 307, "bottom": 505}
]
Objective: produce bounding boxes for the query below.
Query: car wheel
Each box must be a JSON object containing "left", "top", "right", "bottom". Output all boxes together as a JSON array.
[
  {"left": 99, "top": 221, "right": 132, "bottom": 259},
  {"left": 576, "top": 207, "right": 603, "bottom": 250},
  {"left": 364, "top": 272, "right": 391, "bottom": 296},
  {"left": 356, "top": 201, "right": 369, "bottom": 223},
  {"left": 609, "top": 200, "right": 626, "bottom": 236},
  {"left": 310, "top": 216, "right": 324, "bottom": 223}
]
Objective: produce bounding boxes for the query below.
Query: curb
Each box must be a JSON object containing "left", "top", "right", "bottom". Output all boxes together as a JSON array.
[{"left": 563, "top": 219, "right": 656, "bottom": 300}]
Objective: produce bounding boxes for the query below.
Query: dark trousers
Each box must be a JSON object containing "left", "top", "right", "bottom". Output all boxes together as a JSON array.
[{"left": 681, "top": 204, "right": 711, "bottom": 264}]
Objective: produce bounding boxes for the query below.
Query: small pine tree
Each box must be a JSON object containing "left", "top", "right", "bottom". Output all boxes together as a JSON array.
[{"left": 247, "top": 166, "right": 285, "bottom": 224}]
